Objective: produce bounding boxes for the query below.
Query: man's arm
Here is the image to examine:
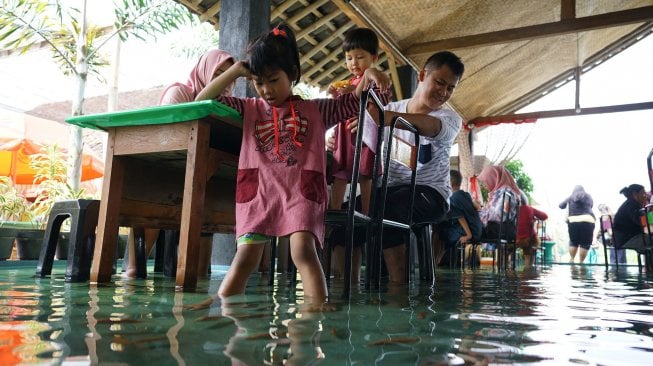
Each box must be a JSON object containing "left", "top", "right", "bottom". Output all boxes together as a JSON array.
[{"left": 384, "top": 109, "right": 442, "bottom": 137}]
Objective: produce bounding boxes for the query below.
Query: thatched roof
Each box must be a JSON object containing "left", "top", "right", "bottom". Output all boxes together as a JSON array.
[{"left": 175, "top": 0, "right": 653, "bottom": 124}]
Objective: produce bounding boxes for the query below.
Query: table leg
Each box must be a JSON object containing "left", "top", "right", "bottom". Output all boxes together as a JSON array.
[
  {"left": 175, "top": 121, "right": 210, "bottom": 290},
  {"left": 91, "top": 133, "right": 125, "bottom": 283}
]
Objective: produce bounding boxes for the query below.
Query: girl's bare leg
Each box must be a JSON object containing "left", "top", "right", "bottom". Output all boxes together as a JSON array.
[
  {"left": 218, "top": 243, "right": 266, "bottom": 298},
  {"left": 289, "top": 231, "right": 327, "bottom": 302}
]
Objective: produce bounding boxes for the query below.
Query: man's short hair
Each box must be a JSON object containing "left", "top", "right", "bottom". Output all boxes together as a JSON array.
[{"left": 424, "top": 51, "right": 464, "bottom": 79}]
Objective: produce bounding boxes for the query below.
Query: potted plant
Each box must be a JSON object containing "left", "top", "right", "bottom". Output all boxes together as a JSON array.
[
  {"left": 0, "top": 177, "right": 35, "bottom": 260},
  {"left": 14, "top": 145, "right": 87, "bottom": 260}
]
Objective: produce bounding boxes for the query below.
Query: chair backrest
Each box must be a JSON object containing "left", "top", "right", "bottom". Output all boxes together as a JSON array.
[{"left": 499, "top": 190, "right": 518, "bottom": 241}]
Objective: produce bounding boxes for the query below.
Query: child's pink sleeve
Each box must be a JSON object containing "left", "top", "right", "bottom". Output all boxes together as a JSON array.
[
  {"left": 217, "top": 96, "right": 246, "bottom": 116},
  {"left": 314, "top": 92, "right": 360, "bottom": 128}
]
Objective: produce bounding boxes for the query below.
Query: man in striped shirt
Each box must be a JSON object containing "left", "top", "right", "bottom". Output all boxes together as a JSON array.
[{"left": 377, "top": 51, "right": 464, "bottom": 283}]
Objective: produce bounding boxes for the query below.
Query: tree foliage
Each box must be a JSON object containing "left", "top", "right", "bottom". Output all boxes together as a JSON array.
[
  {"left": 0, "top": 0, "right": 193, "bottom": 80},
  {"left": 505, "top": 159, "right": 534, "bottom": 196}
]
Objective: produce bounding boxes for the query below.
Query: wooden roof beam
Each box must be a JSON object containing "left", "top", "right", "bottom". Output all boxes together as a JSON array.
[
  {"left": 300, "top": 26, "right": 349, "bottom": 64},
  {"left": 199, "top": 0, "right": 220, "bottom": 23},
  {"left": 406, "top": 5, "right": 653, "bottom": 55},
  {"left": 560, "top": 0, "right": 575, "bottom": 21},
  {"left": 296, "top": 12, "right": 339, "bottom": 39}
]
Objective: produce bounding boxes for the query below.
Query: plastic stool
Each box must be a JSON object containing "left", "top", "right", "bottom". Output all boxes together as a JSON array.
[{"left": 36, "top": 199, "right": 100, "bottom": 282}]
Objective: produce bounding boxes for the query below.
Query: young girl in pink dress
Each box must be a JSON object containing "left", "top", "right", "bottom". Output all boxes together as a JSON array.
[{"left": 196, "top": 24, "right": 390, "bottom": 303}]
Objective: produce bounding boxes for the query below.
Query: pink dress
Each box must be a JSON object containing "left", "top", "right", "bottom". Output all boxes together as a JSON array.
[
  {"left": 331, "top": 76, "right": 378, "bottom": 180},
  {"left": 218, "top": 93, "right": 360, "bottom": 248}
]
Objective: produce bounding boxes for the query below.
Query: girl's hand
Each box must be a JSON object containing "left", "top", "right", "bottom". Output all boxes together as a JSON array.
[{"left": 233, "top": 61, "right": 252, "bottom": 79}]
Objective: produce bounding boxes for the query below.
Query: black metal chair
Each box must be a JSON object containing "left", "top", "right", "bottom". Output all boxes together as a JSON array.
[
  {"left": 534, "top": 218, "right": 548, "bottom": 266},
  {"left": 367, "top": 114, "right": 424, "bottom": 285},
  {"left": 479, "top": 190, "right": 518, "bottom": 271}
]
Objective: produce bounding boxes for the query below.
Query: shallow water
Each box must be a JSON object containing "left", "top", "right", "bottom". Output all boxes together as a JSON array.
[{"left": 1, "top": 261, "right": 652, "bottom": 365}]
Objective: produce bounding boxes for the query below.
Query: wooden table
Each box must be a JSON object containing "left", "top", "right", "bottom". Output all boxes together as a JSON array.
[{"left": 67, "top": 101, "right": 242, "bottom": 290}]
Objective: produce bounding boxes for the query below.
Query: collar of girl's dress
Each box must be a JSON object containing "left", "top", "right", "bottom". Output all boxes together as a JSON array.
[{"left": 270, "top": 95, "right": 303, "bottom": 160}]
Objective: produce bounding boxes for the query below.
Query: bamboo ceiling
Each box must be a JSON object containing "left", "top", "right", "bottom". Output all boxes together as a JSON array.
[{"left": 175, "top": 0, "right": 653, "bottom": 124}]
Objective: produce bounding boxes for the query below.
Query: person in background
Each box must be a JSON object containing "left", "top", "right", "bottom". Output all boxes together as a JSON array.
[
  {"left": 124, "top": 49, "right": 235, "bottom": 278},
  {"left": 477, "top": 165, "right": 521, "bottom": 242},
  {"left": 613, "top": 184, "right": 649, "bottom": 254},
  {"left": 516, "top": 192, "right": 548, "bottom": 267},
  {"left": 559, "top": 185, "right": 595, "bottom": 263},
  {"left": 597, "top": 203, "right": 623, "bottom": 264},
  {"left": 435, "top": 169, "right": 482, "bottom": 267}
]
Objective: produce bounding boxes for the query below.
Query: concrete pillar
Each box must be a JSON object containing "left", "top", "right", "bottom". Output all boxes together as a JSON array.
[
  {"left": 219, "top": 0, "right": 270, "bottom": 98},
  {"left": 214, "top": 0, "right": 270, "bottom": 265},
  {"left": 211, "top": 233, "right": 236, "bottom": 266}
]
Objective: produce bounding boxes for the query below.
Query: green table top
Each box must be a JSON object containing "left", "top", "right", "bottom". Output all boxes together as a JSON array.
[{"left": 65, "top": 100, "right": 241, "bottom": 130}]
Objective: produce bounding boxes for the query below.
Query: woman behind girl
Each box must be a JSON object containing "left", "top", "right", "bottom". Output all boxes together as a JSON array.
[{"left": 195, "top": 24, "right": 389, "bottom": 303}]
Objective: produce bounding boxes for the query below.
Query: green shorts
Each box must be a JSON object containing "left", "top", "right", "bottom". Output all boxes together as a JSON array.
[{"left": 237, "top": 233, "right": 272, "bottom": 246}]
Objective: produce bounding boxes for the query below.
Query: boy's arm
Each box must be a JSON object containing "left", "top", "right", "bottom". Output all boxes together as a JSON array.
[
  {"left": 457, "top": 217, "right": 473, "bottom": 243},
  {"left": 354, "top": 67, "right": 390, "bottom": 98},
  {"left": 196, "top": 61, "right": 249, "bottom": 101}
]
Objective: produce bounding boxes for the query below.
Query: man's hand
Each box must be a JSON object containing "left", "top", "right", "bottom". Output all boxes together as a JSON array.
[{"left": 345, "top": 117, "right": 359, "bottom": 134}]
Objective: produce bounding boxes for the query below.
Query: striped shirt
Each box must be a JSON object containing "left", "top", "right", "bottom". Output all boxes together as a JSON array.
[{"left": 383, "top": 99, "right": 462, "bottom": 203}]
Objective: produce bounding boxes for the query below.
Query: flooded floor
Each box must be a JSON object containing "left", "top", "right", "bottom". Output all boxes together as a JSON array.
[{"left": 1, "top": 260, "right": 652, "bottom": 365}]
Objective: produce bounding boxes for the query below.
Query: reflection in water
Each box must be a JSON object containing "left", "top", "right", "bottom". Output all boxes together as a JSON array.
[{"left": 0, "top": 262, "right": 652, "bottom": 364}]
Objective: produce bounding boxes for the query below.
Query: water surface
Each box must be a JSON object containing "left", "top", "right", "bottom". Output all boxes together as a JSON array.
[{"left": 1, "top": 261, "right": 652, "bottom": 365}]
